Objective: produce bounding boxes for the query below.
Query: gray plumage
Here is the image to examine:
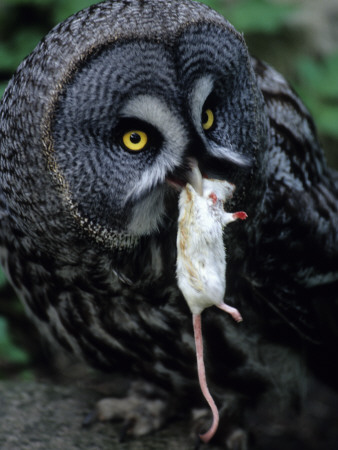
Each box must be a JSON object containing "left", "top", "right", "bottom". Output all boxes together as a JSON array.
[{"left": 0, "top": 0, "right": 337, "bottom": 446}]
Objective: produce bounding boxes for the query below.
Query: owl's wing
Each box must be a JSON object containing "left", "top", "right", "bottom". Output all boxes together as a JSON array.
[
  {"left": 248, "top": 57, "right": 338, "bottom": 345},
  {"left": 0, "top": 187, "right": 10, "bottom": 249},
  {"left": 0, "top": 187, "right": 9, "bottom": 222}
]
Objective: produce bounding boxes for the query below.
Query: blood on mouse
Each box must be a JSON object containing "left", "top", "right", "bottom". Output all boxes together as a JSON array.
[{"left": 208, "top": 192, "right": 218, "bottom": 205}]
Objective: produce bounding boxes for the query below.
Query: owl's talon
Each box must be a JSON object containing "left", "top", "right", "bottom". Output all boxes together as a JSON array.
[{"left": 94, "top": 381, "right": 173, "bottom": 437}]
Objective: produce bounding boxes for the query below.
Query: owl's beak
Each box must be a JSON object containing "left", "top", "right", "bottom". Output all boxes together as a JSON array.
[
  {"left": 166, "top": 158, "right": 203, "bottom": 196},
  {"left": 186, "top": 158, "right": 203, "bottom": 196}
]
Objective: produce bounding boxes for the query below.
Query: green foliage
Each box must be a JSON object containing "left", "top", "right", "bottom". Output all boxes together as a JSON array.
[
  {"left": 0, "top": 268, "right": 7, "bottom": 288},
  {"left": 197, "top": 0, "right": 222, "bottom": 10},
  {"left": 0, "top": 28, "right": 43, "bottom": 71},
  {"left": 219, "top": 0, "right": 296, "bottom": 33},
  {"left": 0, "top": 266, "right": 33, "bottom": 378},
  {"left": 295, "top": 54, "right": 338, "bottom": 138},
  {"left": 52, "top": 0, "right": 98, "bottom": 23},
  {"left": 0, "top": 270, "right": 33, "bottom": 379},
  {"left": 0, "top": 316, "right": 30, "bottom": 367},
  {"left": 0, "top": 0, "right": 98, "bottom": 97},
  {"left": 199, "top": 0, "right": 296, "bottom": 33},
  {"left": 0, "top": 0, "right": 52, "bottom": 5},
  {"left": 0, "top": 267, "right": 30, "bottom": 372}
]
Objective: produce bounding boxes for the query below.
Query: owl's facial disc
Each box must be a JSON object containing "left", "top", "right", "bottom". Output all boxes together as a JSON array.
[
  {"left": 50, "top": 23, "right": 266, "bottom": 248},
  {"left": 51, "top": 40, "right": 191, "bottom": 244}
]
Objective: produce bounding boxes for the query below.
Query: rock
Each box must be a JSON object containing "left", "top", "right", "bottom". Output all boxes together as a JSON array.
[{"left": 0, "top": 380, "right": 193, "bottom": 450}]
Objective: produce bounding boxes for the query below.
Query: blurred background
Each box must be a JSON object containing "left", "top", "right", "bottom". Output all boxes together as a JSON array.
[{"left": 0, "top": 0, "right": 337, "bottom": 432}]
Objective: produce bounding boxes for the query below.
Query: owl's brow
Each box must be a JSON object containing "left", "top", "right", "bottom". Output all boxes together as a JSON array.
[{"left": 120, "top": 94, "right": 188, "bottom": 149}]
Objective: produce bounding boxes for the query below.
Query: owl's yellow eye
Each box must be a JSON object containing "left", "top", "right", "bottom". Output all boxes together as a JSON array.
[
  {"left": 122, "top": 130, "right": 148, "bottom": 152},
  {"left": 202, "top": 108, "right": 214, "bottom": 131}
]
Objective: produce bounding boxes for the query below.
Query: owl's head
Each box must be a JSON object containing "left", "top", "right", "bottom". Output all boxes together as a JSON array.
[{"left": 3, "top": 0, "right": 268, "bottom": 250}]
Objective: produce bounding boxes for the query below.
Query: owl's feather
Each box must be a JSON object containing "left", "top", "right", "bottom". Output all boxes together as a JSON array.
[{"left": 248, "top": 58, "right": 338, "bottom": 340}]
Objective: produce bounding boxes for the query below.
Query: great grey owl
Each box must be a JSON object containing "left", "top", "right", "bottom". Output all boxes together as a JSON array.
[{"left": 0, "top": 0, "right": 337, "bottom": 447}]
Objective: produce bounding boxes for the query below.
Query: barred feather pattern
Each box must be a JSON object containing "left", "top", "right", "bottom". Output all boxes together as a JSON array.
[{"left": 0, "top": 0, "right": 338, "bottom": 437}]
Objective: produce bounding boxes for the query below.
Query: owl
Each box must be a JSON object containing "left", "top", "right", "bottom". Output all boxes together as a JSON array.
[{"left": 0, "top": 0, "right": 337, "bottom": 447}]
